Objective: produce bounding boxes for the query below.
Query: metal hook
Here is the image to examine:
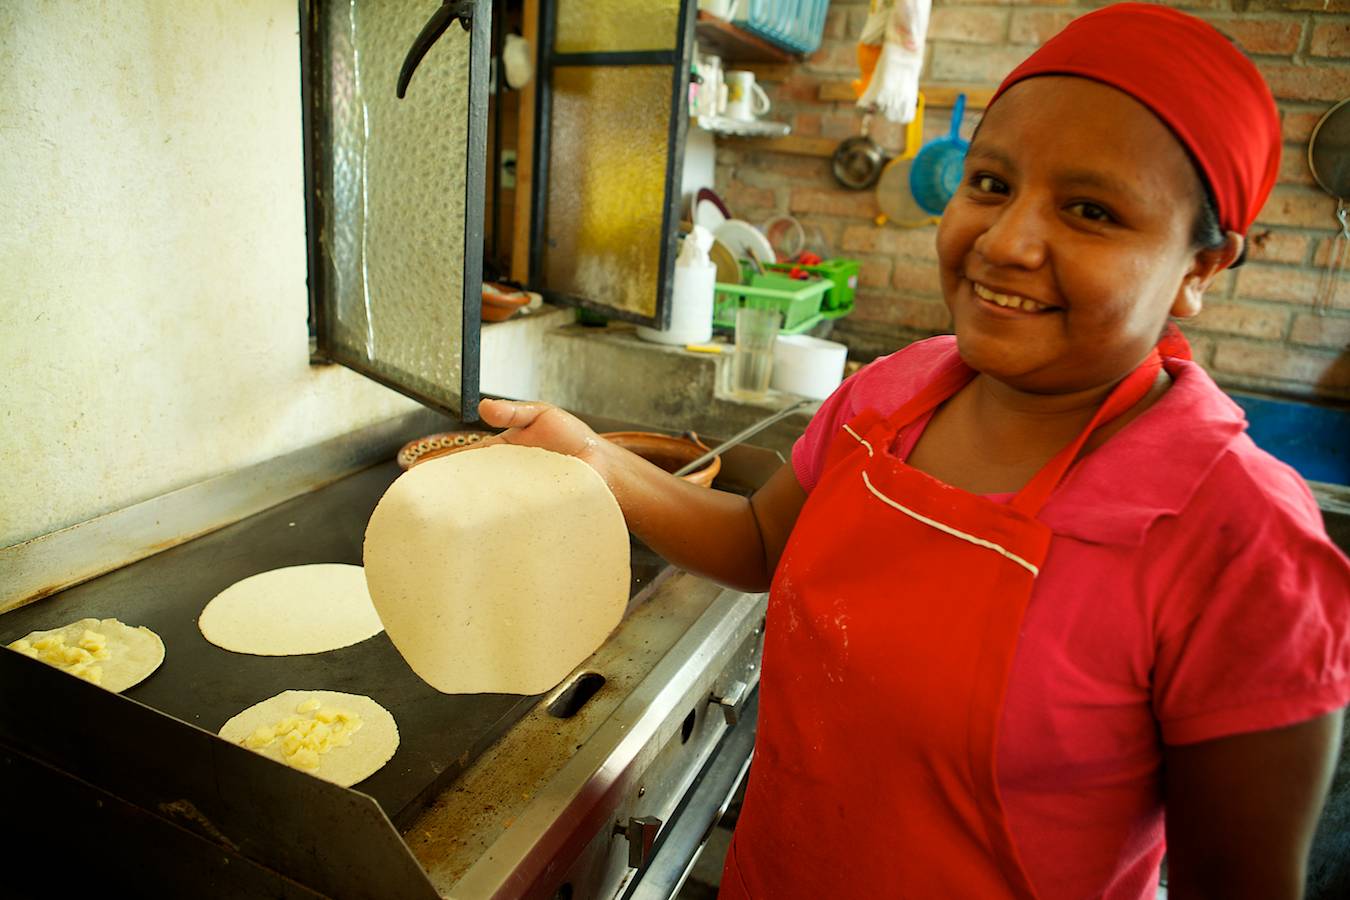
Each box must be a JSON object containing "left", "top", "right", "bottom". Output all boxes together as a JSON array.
[{"left": 396, "top": 0, "right": 474, "bottom": 99}]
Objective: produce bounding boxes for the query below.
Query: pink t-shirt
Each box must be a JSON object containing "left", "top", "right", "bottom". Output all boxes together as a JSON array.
[{"left": 790, "top": 336, "right": 1350, "bottom": 900}]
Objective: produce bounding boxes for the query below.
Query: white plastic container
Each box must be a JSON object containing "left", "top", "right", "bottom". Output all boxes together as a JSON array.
[
  {"left": 770, "top": 334, "right": 848, "bottom": 400},
  {"left": 637, "top": 225, "right": 716, "bottom": 346}
]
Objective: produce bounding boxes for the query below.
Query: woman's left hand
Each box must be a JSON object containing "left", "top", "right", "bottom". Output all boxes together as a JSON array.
[{"left": 1163, "top": 709, "right": 1343, "bottom": 899}]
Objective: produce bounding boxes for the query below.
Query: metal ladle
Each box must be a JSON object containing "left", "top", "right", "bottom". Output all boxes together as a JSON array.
[{"left": 674, "top": 400, "right": 811, "bottom": 478}]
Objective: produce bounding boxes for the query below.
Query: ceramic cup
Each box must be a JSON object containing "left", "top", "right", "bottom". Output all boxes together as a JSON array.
[
  {"left": 724, "top": 70, "right": 770, "bottom": 122},
  {"left": 696, "top": 54, "right": 726, "bottom": 119}
]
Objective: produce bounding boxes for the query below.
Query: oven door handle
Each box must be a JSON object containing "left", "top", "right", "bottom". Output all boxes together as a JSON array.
[{"left": 621, "top": 691, "right": 759, "bottom": 900}]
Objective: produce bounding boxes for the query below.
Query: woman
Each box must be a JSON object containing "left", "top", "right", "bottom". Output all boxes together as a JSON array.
[{"left": 480, "top": 5, "right": 1350, "bottom": 898}]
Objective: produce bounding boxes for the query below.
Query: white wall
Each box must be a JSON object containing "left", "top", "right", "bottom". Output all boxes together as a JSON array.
[{"left": 0, "top": 1, "right": 421, "bottom": 548}]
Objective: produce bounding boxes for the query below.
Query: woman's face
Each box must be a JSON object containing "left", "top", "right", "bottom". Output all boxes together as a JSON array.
[{"left": 936, "top": 76, "right": 1224, "bottom": 394}]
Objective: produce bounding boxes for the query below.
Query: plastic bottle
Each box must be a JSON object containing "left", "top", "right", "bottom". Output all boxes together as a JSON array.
[{"left": 636, "top": 225, "right": 717, "bottom": 346}]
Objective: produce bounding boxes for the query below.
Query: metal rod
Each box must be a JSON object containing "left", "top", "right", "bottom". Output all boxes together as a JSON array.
[{"left": 673, "top": 400, "right": 811, "bottom": 478}]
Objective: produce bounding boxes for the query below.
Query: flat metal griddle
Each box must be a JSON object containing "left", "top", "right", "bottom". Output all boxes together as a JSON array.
[{"left": 0, "top": 458, "right": 669, "bottom": 830}]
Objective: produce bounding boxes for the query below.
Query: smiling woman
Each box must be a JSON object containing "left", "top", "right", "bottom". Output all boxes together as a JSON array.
[{"left": 471, "top": 5, "right": 1350, "bottom": 899}]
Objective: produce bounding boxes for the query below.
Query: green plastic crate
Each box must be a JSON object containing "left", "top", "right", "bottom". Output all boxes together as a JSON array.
[
  {"left": 712, "top": 273, "right": 832, "bottom": 335},
  {"left": 763, "top": 257, "right": 860, "bottom": 318}
]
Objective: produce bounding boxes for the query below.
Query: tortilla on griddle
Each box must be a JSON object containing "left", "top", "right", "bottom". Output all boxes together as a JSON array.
[
  {"left": 198, "top": 563, "right": 383, "bottom": 656},
  {"left": 7, "top": 617, "right": 164, "bottom": 692},
  {"left": 218, "top": 689, "right": 398, "bottom": 787}
]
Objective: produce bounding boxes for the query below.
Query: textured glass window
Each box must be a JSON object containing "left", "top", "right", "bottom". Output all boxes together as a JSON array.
[
  {"left": 311, "top": 0, "right": 483, "bottom": 416},
  {"left": 554, "top": 0, "right": 681, "bottom": 54},
  {"left": 543, "top": 67, "right": 672, "bottom": 319},
  {"left": 532, "top": 0, "right": 691, "bottom": 327}
]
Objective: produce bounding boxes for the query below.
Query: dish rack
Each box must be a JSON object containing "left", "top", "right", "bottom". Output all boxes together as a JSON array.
[
  {"left": 763, "top": 258, "right": 860, "bottom": 317},
  {"left": 734, "top": 0, "right": 830, "bottom": 55},
  {"left": 713, "top": 273, "right": 832, "bottom": 335}
]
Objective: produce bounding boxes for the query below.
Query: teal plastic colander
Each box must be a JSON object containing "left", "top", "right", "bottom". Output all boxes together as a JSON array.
[{"left": 909, "top": 94, "right": 970, "bottom": 216}]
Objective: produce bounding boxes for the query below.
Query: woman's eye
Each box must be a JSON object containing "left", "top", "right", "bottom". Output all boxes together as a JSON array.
[
  {"left": 971, "top": 174, "right": 1006, "bottom": 193},
  {"left": 1068, "top": 201, "right": 1114, "bottom": 223}
]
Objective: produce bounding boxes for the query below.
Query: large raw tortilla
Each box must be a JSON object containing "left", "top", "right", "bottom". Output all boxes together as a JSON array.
[
  {"left": 363, "top": 444, "right": 630, "bottom": 695},
  {"left": 198, "top": 564, "right": 383, "bottom": 656},
  {"left": 218, "top": 689, "right": 398, "bottom": 787},
  {"left": 8, "top": 617, "right": 164, "bottom": 692}
]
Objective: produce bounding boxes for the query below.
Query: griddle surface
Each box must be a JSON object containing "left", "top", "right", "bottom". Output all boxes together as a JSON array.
[{"left": 0, "top": 460, "right": 667, "bottom": 828}]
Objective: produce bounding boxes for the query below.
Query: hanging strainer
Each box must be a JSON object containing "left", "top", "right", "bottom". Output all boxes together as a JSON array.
[{"left": 1309, "top": 98, "right": 1350, "bottom": 315}]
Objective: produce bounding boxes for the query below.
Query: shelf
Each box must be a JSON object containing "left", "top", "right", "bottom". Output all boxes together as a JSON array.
[
  {"left": 817, "top": 81, "right": 995, "bottom": 110},
  {"left": 697, "top": 115, "right": 791, "bottom": 138},
  {"left": 694, "top": 10, "right": 797, "bottom": 64}
]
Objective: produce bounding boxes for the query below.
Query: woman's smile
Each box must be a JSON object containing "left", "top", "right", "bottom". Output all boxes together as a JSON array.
[{"left": 970, "top": 280, "right": 1058, "bottom": 315}]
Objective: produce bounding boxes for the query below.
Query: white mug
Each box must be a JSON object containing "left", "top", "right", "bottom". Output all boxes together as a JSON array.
[
  {"left": 696, "top": 54, "right": 726, "bottom": 120},
  {"left": 724, "top": 70, "right": 770, "bottom": 121}
]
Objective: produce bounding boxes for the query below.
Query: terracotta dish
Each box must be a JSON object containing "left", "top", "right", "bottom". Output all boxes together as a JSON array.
[
  {"left": 482, "top": 283, "right": 532, "bottom": 323},
  {"left": 397, "top": 431, "right": 492, "bottom": 470},
  {"left": 601, "top": 431, "right": 721, "bottom": 488}
]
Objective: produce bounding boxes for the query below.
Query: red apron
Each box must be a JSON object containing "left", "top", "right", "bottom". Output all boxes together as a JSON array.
[{"left": 720, "top": 351, "right": 1164, "bottom": 899}]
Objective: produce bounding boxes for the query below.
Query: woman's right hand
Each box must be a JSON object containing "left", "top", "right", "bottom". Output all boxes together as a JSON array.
[{"left": 477, "top": 398, "right": 608, "bottom": 472}]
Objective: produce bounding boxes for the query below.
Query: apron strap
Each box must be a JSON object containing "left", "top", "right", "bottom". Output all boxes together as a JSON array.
[
  {"left": 1009, "top": 350, "right": 1163, "bottom": 517},
  {"left": 879, "top": 353, "right": 978, "bottom": 432}
]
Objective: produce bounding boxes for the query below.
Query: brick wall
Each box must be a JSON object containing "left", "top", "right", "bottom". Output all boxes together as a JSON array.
[{"left": 713, "top": 0, "right": 1350, "bottom": 402}]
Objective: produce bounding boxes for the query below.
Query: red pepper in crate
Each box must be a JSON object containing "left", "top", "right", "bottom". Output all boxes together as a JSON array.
[{"left": 797, "top": 251, "right": 823, "bottom": 266}]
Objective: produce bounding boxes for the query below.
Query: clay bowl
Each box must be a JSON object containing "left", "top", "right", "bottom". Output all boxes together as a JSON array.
[
  {"left": 602, "top": 431, "right": 721, "bottom": 488},
  {"left": 397, "top": 431, "right": 493, "bottom": 470}
]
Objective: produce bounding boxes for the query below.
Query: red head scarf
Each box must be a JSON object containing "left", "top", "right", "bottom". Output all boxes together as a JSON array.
[{"left": 989, "top": 2, "right": 1280, "bottom": 236}]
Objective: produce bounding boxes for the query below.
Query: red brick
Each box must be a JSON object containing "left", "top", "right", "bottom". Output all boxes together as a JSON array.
[
  {"left": 1278, "top": 150, "right": 1317, "bottom": 188},
  {"left": 1203, "top": 17, "right": 1302, "bottom": 56},
  {"left": 793, "top": 112, "right": 822, "bottom": 137},
  {"left": 1187, "top": 301, "right": 1289, "bottom": 339},
  {"left": 1314, "top": 236, "right": 1350, "bottom": 268},
  {"left": 890, "top": 257, "right": 944, "bottom": 297},
  {"left": 721, "top": 180, "right": 776, "bottom": 214},
  {"left": 729, "top": 158, "right": 834, "bottom": 193},
  {"left": 1291, "top": 313, "right": 1350, "bottom": 348},
  {"left": 805, "top": 42, "right": 859, "bottom": 75},
  {"left": 847, "top": 6, "right": 871, "bottom": 38},
  {"left": 1310, "top": 22, "right": 1350, "bottom": 58},
  {"left": 789, "top": 186, "right": 878, "bottom": 220},
  {"left": 1172, "top": 326, "right": 1217, "bottom": 367},
  {"left": 1248, "top": 0, "right": 1350, "bottom": 10},
  {"left": 941, "top": 0, "right": 1070, "bottom": 6},
  {"left": 868, "top": 118, "right": 912, "bottom": 152},
  {"left": 853, "top": 293, "right": 952, "bottom": 331},
  {"left": 1281, "top": 110, "right": 1324, "bottom": 145},
  {"left": 715, "top": 146, "right": 745, "bottom": 168},
  {"left": 1254, "top": 187, "right": 1340, "bottom": 229},
  {"left": 840, "top": 224, "right": 941, "bottom": 260},
  {"left": 775, "top": 72, "right": 825, "bottom": 104},
  {"left": 1009, "top": 10, "right": 1075, "bottom": 45},
  {"left": 1245, "top": 229, "right": 1310, "bottom": 265},
  {"left": 1257, "top": 63, "right": 1350, "bottom": 104},
  {"left": 926, "top": 43, "right": 1029, "bottom": 84},
  {"left": 823, "top": 6, "right": 852, "bottom": 41},
  {"left": 928, "top": 8, "right": 1009, "bottom": 45},
  {"left": 821, "top": 113, "right": 863, "bottom": 140},
  {"left": 1235, "top": 263, "right": 1324, "bottom": 305},
  {"left": 858, "top": 257, "right": 893, "bottom": 289},
  {"left": 1212, "top": 341, "right": 1350, "bottom": 391}
]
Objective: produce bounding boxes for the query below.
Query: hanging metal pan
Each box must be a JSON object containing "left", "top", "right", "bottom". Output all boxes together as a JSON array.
[{"left": 1309, "top": 97, "right": 1350, "bottom": 200}]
